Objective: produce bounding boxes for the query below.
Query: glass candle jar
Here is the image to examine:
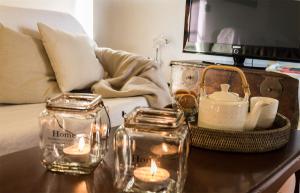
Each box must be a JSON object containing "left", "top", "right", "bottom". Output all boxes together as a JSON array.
[
  {"left": 39, "top": 93, "right": 110, "bottom": 175},
  {"left": 170, "top": 61, "right": 202, "bottom": 123},
  {"left": 114, "top": 107, "right": 190, "bottom": 193}
]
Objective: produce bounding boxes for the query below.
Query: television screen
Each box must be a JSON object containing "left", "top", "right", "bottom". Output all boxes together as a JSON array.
[{"left": 184, "top": 0, "right": 300, "bottom": 64}]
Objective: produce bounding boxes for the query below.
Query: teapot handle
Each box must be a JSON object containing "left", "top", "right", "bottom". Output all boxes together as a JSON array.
[{"left": 199, "top": 65, "right": 251, "bottom": 99}]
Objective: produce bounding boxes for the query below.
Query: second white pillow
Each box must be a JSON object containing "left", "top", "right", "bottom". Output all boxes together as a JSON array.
[{"left": 37, "top": 23, "right": 104, "bottom": 92}]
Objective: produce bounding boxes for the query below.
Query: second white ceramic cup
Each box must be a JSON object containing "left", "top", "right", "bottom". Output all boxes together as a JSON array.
[{"left": 250, "top": 97, "right": 279, "bottom": 129}]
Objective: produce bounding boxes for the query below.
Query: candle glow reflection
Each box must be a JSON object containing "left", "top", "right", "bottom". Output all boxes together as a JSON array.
[{"left": 78, "top": 137, "right": 85, "bottom": 152}]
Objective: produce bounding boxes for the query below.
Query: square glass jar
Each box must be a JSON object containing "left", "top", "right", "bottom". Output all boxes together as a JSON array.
[
  {"left": 39, "top": 93, "right": 110, "bottom": 175},
  {"left": 114, "top": 107, "right": 190, "bottom": 193}
]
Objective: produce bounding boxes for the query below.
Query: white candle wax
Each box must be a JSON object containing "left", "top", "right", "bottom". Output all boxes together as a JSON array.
[
  {"left": 133, "top": 160, "right": 170, "bottom": 191},
  {"left": 63, "top": 137, "right": 90, "bottom": 162}
]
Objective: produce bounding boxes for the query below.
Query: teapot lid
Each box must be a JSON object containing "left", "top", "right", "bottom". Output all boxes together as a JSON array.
[{"left": 208, "top": 84, "right": 241, "bottom": 102}]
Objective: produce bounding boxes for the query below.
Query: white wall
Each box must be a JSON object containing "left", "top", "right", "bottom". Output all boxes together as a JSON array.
[
  {"left": 73, "top": 0, "right": 94, "bottom": 37},
  {"left": 93, "top": 0, "right": 236, "bottom": 82},
  {"left": 0, "top": 0, "right": 93, "bottom": 37}
]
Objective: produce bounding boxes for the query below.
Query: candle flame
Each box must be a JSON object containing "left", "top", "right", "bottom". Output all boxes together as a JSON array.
[
  {"left": 100, "top": 125, "right": 107, "bottom": 135},
  {"left": 132, "top": 140, "right": 136, "bottom": 152},
  {"left": 150, "top": 159, "right": 157, "bottom": 176},
  {"left": 162, "top": 143, "right": 168, "bottom": 152},
  {"left": 91, "top": 123, "right": 97, "bottom": 131},
  {"left": 78, "top": 137, "right": 85, "bottom": 152}
]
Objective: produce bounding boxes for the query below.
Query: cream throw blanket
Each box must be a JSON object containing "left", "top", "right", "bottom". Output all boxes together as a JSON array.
[{"left": 92, "top": 48, "right": 171, "bottom": 108}]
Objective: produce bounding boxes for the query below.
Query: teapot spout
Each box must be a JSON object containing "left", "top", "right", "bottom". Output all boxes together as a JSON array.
[{"left": 244, "top": 101, "right": 268, "bottom": 130}]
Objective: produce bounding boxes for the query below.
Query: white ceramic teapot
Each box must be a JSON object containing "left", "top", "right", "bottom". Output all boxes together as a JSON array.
[{"left": 197, "top": 65, "right": 268, "bottom": 131}]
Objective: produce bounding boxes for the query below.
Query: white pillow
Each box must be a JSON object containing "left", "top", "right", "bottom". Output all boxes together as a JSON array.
[
  {"left": 37, "top": 23, "right": 104, "bottom": 92},
  {"left": 0, "top": 24, "right": 60, "bottom": 104}
]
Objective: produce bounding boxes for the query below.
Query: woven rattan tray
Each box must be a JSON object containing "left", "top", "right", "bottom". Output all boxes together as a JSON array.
[{"left": 190, "top": 113, "right": 291, "bottom": 153}]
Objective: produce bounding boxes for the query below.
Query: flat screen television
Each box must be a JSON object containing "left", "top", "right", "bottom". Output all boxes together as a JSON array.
[{"left": 183, "top": 0, "right": 300, "bottom": 67}]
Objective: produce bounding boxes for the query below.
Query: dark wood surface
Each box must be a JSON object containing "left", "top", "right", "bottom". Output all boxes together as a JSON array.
[{"left": 1, "top": 129, "right": 300, "bottom": 193}]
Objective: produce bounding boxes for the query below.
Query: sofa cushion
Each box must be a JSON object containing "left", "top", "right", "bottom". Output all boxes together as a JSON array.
[
  {"left": 38, "top": 23, "right": 104, "bottom": 92},
  {"left": 0, "top": 97, "right": 148, "bottom": 156},
  {"left": 0, "top": 6, "right": 85, "bottom": 39},
  {"left": 0, "top": 24, "right": 60, "bottom": 104}
]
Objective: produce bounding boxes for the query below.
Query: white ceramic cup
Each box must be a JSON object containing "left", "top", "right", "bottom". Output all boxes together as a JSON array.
[{"left": 250, "top": 97, "right": 279, "bottom": 129}]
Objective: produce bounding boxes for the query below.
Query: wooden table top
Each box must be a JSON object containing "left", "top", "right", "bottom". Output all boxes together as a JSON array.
[{"left": 1, "top": 130, "right": 300, "bottom": 193}]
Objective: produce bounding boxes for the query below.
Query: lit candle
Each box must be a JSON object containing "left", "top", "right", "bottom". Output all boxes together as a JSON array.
[
  {"left": 131, "top": 140, "right": 136, "bottom": 152},
  {"left": 63, "top": 136, "right": 90, "bottom": 162},
  {"left": 100, "top": 124, "right": 108, "bottom": 138},
  {"left": 92, "top": 123, "right": 108, "bottom": 138},
  {"left": 134, "top": 159, "right": 170, "bottom": 191},
  {"left": 151, "top": 143, "right": 178, "bottom": 156}
]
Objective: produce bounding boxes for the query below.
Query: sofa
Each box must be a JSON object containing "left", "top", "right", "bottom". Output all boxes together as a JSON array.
[{"left": 0, "top": 6, "right": 149, "bottom": 156}]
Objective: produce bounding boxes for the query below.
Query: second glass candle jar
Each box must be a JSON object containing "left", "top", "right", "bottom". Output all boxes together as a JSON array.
[{"left": 114, "top": 107, "right": 190, "bottom": 193}]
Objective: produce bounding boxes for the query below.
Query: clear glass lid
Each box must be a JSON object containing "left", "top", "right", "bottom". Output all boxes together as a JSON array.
[
  {"left": 46, "top": 93, "right": 103, "bottom": 111},
  {"left": 124, "top": 107, "right": 185, "bottom": 129}
]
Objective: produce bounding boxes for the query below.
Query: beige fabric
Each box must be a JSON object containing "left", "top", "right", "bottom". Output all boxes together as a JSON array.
[
  {"left": 93, "top": 48, "right": 171, "bottom": 108},
  {"left": 0, "top": 103, "right": 45, "bottom": 156},
  {"left": 38, "top": 23, "right": 104, "bottom": 92},
  {"left": 0, "top": 5, "right": 85, "bottom": 39},
  {"left": 0, "top": 25, "right": 60, "bottom": 104}
]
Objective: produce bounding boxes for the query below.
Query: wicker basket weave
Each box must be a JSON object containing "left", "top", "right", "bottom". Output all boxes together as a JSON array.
[{"left": 190, "top": 113, "right": 291, "bottom": 153}]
